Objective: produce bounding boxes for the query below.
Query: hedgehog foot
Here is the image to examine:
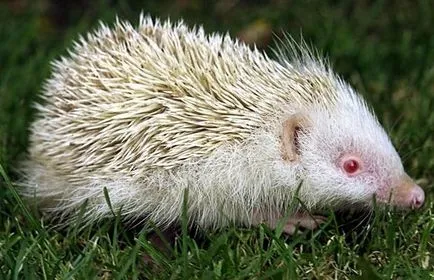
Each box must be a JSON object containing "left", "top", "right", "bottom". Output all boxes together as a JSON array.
[
  {"left": 252, "top": 210, "right": 326, "bottom": 235},
  {"left": 282, "top": 213, "right": 327, "bottom": 234},
  {"left": 143, "top": 226, "right": 179, "bottom": 266}
]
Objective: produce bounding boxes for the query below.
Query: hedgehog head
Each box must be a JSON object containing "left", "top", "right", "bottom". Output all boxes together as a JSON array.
[{"left": 280, "top": 80, "right": 424, "bottom": 211}]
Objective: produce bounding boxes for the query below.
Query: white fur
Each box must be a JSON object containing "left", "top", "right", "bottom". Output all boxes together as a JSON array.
[{"left": 19, "top": 15, "right": 406, "bottom": 229}]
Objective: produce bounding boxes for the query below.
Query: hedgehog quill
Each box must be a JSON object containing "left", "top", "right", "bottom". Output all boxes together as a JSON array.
[{"left": 20, "top": 16, "right": 424, "bottom": 234}]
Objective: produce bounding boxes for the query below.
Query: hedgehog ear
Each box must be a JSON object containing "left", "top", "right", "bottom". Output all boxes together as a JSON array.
[{"left": 281, "top": 114, "right": 309, "bottom": 162}]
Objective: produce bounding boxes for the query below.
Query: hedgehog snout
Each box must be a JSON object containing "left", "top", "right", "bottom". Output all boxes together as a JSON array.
[
  {"left": 399, "top": 182, "right": 425, "bottom": 209},
  {"left": 409, "top": 185, "right": 425, "bottom": 209},
  {"left": 386, "top": 174, "right": 425, "bottom": 209}
]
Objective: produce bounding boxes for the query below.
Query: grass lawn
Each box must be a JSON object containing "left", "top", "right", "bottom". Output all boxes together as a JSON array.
[{"left": 1, "top": 1, "right": 433, "bottom": 279}]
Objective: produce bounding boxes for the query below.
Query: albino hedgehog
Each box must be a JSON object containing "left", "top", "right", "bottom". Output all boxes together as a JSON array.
[{"left": 20, "top": 15, "right": 424, "bottom": 234}]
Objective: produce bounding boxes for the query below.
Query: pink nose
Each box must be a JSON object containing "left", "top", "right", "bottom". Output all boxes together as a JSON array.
[{"left": 410, "top": 185, "right": 425, "bottom": 209}]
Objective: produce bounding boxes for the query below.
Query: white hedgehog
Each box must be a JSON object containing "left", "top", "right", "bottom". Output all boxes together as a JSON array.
[{"left": 20, "top": 15, "right": 424, "bottom": 234}]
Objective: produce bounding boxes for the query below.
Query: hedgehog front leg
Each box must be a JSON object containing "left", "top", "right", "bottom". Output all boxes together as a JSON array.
[{"left": 252, "top": 210, "right": 326, "bottom": 235}]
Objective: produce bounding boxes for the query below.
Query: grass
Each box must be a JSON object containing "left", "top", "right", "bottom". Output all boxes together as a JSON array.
[{"left": 1, "top": 0, "right": 433, "bottom": 279}]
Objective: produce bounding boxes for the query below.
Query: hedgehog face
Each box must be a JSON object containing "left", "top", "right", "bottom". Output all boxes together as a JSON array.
[{"left": 281, "top": 100, "right": 424, "bottom": 210}]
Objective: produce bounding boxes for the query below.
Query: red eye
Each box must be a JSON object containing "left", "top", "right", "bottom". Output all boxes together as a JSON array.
[{"left": 343, "top": 159, "right": 360, "bottom": 174}]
